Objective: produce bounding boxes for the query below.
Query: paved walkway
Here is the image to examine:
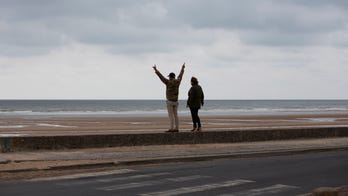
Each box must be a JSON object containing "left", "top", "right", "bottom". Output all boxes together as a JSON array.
[{"left": 1, "top": 137, "right": 348, "bottom": 173}]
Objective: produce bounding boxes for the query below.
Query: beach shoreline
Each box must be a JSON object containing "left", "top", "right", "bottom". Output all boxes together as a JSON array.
[{"left": 1, "top": 113, "right": 348, "bottom": 136}]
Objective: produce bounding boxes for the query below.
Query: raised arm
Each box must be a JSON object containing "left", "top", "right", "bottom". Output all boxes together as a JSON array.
[
  {"left": 177, "top": 63, "right": 185, "bottom": 82},
  {"left": 153, "top": 64, "right": 168, "bottom": 84}
]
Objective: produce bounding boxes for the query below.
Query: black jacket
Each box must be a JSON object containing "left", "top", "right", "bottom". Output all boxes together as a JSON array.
[{"left": 187, "top": 85, "right": 204, "bottom": 109}]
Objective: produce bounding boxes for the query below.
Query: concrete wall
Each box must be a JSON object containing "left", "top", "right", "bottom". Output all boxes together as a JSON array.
[{"left": 1, "top": 127, "right": 348, "bottom": 152}]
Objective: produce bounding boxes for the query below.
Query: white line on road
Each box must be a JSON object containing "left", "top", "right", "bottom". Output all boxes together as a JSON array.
[
  {"left": 57, "top": 172, "right": 170, "bottom": 186},
  {"left": 221, "top": 184, "right": 299, "bottom": 196},
  {"left": 140, "top": 179, "right": 255, "bottom": 196},
  {"left": 27, "top": 169, "right": 135, "bottom": 182},
  {"left": 99, "top": 175, "right": 210, "bottom": 191}
]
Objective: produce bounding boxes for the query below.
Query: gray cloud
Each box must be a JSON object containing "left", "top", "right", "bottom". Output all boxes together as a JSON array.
[
  {"left": 165, "top": 0, "right": 347, "bottom": 31},
  {"left": 0, "top": 0, "right": 348, "bottom": 99},
  {"left": 164, "top": 0, "right": 348, "bottom": 47},
  {"left": 1, "top": 0, "right": 348, "bottom": 57}
]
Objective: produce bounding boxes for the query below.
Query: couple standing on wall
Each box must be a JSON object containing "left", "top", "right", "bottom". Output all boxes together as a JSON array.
[{"left": 153, "top": 63, "right": 204, "bottom": 133}]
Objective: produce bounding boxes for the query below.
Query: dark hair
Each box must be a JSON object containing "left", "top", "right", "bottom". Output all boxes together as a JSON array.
[
  {"left": 191, "top": 77, "right": 198, "bottom": 85},
  {"left": 168, "top": 72, "right": 175, "bottom": 78}
]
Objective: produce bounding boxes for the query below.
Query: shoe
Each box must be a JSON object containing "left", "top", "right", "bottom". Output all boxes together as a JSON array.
[
  {"left": 196, "top": 127, "right": 202, "bottom": 132},
  {"left": 190, "top": 128, "right": 196, "bottom": 132}
]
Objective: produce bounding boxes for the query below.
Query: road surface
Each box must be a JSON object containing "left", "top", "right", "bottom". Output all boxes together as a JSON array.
[{"left": 1, "top": 150, "right": 347, "bottom": 196}]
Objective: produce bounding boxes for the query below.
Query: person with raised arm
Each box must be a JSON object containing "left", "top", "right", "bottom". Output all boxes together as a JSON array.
[{"left": 153, "top": 63, "right": 185, "bottom": 132}]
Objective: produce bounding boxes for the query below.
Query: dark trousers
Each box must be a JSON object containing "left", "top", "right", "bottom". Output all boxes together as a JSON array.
[{"left": 190, "top": 107, "right": 201, "bottom": 128}]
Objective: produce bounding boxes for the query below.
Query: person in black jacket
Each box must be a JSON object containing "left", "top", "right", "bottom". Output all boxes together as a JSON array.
[{"left": 187, "top": 77, "right": 204, "bottom": 132}]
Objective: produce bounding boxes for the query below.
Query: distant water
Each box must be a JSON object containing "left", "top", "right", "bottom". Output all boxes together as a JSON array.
[{"left": 0, "top": 100, "right": 348, "bottom": 117}]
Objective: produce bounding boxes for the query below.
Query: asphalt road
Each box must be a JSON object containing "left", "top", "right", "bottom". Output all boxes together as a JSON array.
[{"left": 1, "top": 150, "right": 347, "bottom": 196}]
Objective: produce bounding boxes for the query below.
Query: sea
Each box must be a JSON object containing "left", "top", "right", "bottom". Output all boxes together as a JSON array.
[{"left": 1, "top": 100, "right": 348, "bottom": 117}]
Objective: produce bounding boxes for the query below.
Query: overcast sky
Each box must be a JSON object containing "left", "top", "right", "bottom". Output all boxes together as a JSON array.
[{"left": 1, "top": 0, "right": 348, "bottom": 99}]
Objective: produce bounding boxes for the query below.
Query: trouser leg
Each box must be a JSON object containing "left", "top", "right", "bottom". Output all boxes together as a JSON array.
[
  {"left": 167, "top": 103, "right": 174, "bottom": 130},
  {"left": 173, "top": 104, "right": 179, "bottom": 130},
  {"left": 190, "top": 107, "right": 201, "bottom": 128},
  {"left": 190, "top": 107, "right": 197, "bottom": 128},
  {"left": 196, "top": 108, "right": 201, "bottom": 128}
]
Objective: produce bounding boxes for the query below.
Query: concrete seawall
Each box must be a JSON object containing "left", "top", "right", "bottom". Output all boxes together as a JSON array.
[{"left": 1, "top": 127, "right": 348, "bottom": 152}]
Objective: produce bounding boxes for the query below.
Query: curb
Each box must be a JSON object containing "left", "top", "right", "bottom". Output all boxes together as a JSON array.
[
  {"left": 115, "top": 146, "right": 348, "bottom": 166},
  {"left": 0, "top": 159, "right": 10, "bottom": 164},
  {"left": 303, "top": 186, "right": 348, "bottom": 196},
  {"left": 48, "top": 161, "right": 116, "bottom": 170},
  {"left": 2, "top": 146, "right": 348, "bottom": 173},
  {"left": 2, "top": 127, "right": 348, "bottom": 152},
  {"left": 1, "top": 162, "right": 118, "bottom": 173}
]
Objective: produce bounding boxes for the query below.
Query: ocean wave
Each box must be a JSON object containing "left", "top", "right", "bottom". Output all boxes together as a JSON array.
[
  {"left": 200, "top": 107, "right": 348, "bottom": 114},
  {"left": 0, "top": 109, "right": 170, "bottom": 117},
  {"left": 0, "top": 107, "right": 348, "bottom": 117},
  {"left": 1, "top": 100, "right": 348, "bottom": 117}
]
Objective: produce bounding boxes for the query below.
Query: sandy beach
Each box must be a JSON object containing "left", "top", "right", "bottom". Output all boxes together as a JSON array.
[{"left": 1, "top": 113, "right": 348, "bottom": 136}]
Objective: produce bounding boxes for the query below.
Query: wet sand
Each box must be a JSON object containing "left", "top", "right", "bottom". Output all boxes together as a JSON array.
[{"left": 1, "top": 113, "right": 348, "bottom": 136}]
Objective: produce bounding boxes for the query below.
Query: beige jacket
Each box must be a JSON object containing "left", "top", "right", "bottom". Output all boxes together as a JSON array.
[{"left": 155, "top": 67, "right": 185, "bottom": 102}]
